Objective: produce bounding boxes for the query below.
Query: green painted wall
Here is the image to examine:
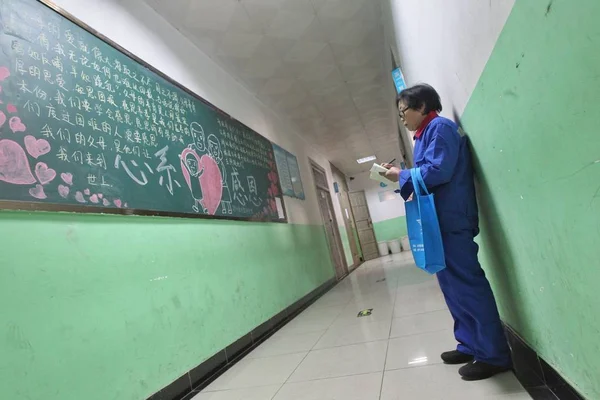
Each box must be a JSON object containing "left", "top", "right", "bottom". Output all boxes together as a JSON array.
[
  {"left": 338, "top": 225, "right": 354, "bottom": 267},
  {"left": 373, "top": 216, "right": 407, "bottom": 242},
  {"left": 0, "top": 211, "right": 334, "bottom": 400},
  {"left": 462, "top": 1, "right": 600, "bottom": 398}
]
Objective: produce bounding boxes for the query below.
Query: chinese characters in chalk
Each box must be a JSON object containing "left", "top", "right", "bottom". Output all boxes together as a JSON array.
[{"left": 0, "top": 3, "right": 279, "bottom": 218}]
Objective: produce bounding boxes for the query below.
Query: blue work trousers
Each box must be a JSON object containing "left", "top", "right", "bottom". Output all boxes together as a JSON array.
[{"left": 436, "top": 229, "right": 512, "bottom": 367}]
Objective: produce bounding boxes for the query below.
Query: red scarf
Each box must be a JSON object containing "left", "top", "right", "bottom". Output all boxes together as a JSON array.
[{"left": 414, "top": 111, "right": 438, "bottom": 139}]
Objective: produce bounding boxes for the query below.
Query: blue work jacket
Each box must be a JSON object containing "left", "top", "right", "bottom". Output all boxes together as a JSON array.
[{"left": 399, "top": 116, "right": 479, "bottom": 233}]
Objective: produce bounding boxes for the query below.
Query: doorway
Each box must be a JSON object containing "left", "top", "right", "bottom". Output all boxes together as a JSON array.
[
  {"left": 310, "top": 161, "right": 348, "bottom": 280},
  {"left": 329, "top": 163, "right": 362, "bottom": 270},
  {"left": 339, "top": 188, "right": 362, "bottom": 269},
  {"left": 348, "top": 190, "right": 379, "bottom": 261}
]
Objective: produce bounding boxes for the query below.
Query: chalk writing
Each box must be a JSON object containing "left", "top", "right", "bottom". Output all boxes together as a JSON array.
[{"left": 0, "top": 0, "right": 282, "bottom": 220}]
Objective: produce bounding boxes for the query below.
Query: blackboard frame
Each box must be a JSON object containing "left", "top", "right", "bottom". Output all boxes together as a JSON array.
[{"left": 0, "top": 0, "right": 288, "bottom": 223}]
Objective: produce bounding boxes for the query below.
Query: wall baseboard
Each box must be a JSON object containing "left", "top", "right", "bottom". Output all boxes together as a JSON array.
[
  {"left": 504, "top": 323, "right": 585, "bottom": 400},
  {"left": 147, "top": 278, "right": 338, "bottom": 400}
]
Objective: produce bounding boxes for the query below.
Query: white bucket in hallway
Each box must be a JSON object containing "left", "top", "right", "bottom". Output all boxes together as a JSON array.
[
  {"left": 388, "top": 239, "right": 402, "bottom": 254},
  {"left": 377, "top": 241, "right": 390, "bottom": 257},
  {"left": 401, "top": 236, "right": 410, "bottom": 252}
]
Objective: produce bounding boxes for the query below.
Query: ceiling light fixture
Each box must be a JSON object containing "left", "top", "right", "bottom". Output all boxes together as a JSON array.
[{"left": 356, "top": 155, "right": 376, "bottom": 164}]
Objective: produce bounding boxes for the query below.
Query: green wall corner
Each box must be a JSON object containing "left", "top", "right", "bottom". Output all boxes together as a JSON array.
[
  {"left": 462, "top": 1, "right": 600, "bottom": 397},
  {"left": 0, "top": 211, "right": 334, "bottom": 400}
]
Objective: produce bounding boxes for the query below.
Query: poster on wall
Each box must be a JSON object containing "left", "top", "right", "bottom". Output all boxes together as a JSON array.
[
  {"left": 272, "top": 143, "right": 305, "bottom": 200},
  {"left": 378, "top": 189, "right": 401, "bottom": 202},
  {"left": 272, "top": 144, "right": 294, "bottom": 197},
  {"left": 392, "top": 67, "right": 407, "bottom": 94},
  {"left": 286, "top": 152, "right": 305, "bottom": 200}
]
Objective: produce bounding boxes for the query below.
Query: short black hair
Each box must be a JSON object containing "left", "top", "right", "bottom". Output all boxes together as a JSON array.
[{"left": 396, "top": 84, "right": 442, "bottom": 114}]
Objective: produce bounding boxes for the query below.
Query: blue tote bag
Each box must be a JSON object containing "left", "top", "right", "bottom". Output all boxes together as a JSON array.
[{"left": 405, "top": 168, "right": 446, "bottom": 274}]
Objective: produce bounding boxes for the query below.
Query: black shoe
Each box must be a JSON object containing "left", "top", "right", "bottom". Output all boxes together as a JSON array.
[
  {"left": 459, "top": 360, "right": 511, "bottom": 381},
  {"left": 441, "top": 350, "right": 474, "bottom": 365}
]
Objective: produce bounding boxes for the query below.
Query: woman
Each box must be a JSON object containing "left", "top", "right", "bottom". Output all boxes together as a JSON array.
[{"left": 384, "top": 84, "right": 511, "bottom": 381}]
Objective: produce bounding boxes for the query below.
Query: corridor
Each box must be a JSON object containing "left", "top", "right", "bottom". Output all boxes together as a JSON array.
[{"left": 193, "top": 254, "right": 529, "bottom": 399}]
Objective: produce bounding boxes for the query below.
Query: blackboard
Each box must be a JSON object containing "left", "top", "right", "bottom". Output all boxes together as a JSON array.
[
  {"left": 0, "top": 0, "right": 286, "bottom": 222},
  {"left": 272, "top": 143, "right": 305, "bottom": 200}
]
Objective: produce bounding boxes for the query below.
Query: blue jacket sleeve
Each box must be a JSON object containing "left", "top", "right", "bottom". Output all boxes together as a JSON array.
[{"left": 399, "top": 123, "right": 460, "bottom": 200}]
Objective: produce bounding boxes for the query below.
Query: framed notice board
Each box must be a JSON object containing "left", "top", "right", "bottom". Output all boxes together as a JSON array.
[
  {"left": 272, "top": 143, "right": 305, "bottom": 200},
  {"left": 0, "top": 0, "right": 287, "bottom": 222}
]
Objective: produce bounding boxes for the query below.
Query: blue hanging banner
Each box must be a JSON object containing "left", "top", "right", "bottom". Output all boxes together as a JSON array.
[{"left": 392, "top": 68, "right": 407, "bottom": 94}]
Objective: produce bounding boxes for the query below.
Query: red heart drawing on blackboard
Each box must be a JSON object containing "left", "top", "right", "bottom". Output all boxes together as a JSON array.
[
  {"left": 24, "top": 135, "right": 51, "bottom": 159},
  {"left": 199, "top": 155, "right": 223, "bottom": 215},
  {"left": 9, "top": 116, "right": 26, "bottom": 133},
  {"left": 58, "top": 184, "right": 69, "bottom": 199},
  {"left": 29, "top": 184, "right": 46, "bottom": 200},
  {"left": 35, "top": 162, "right": 56, "bottom": 185},
  {"left": 0, "top": 67, "right": 10, "bottom": 82},
  {"left": 0, "top": 139, "right": 36, "bottom": 185}
]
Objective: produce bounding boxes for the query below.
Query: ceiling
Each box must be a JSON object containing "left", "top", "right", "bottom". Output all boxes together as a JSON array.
[{"left": 143, "top": 0, "right": 399, "bottom": 175}]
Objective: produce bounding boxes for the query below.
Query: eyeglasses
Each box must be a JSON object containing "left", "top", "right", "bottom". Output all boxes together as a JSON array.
[{"left": 399, "top": 106, "right": 411, "bottom": 118}]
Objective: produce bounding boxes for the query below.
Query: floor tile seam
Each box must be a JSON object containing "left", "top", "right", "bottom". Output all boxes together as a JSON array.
[
  {"left": 272, "top": 318, "right": 334, "bottom": 398},
  {"left": 285, "top": 368, "right": 387, "bottom": 385},
  {"left": 379, "top": 271, "right": 401, "bottom": 399}
]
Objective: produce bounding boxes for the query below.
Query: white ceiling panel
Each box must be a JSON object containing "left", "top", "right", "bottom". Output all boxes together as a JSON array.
[{"left": 144, "top": 0, "right": 400, "bottom": 174}]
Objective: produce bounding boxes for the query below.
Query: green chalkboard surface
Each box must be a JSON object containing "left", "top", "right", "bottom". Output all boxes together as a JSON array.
[{"left": 0, "top": 0, "right": 285, "bottom": 221}]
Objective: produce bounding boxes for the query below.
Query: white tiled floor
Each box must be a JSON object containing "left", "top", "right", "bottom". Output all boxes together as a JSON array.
[{"left": 196, "top": 253, "right": 530, "bottom": 400}]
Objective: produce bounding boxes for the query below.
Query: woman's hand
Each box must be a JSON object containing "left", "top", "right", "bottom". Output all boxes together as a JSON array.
[{"left": 381, "top": 163, "right": 401, "bottom": 183}]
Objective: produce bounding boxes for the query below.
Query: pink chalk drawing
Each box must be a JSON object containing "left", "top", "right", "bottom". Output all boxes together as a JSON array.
[
  {"left": 97, "top": 193, "right": 103, "bottom": 199},
  {"left": 75, "top": 191, "right": 86, "bottom": 203},
  {"left": 84, "top": 188, "right": 90, "bottom": 195},
  {"left": 207, "top": 134, "right": 232, "bottom": 214},
  {"left": 199, "top": 154, "right": 223, "bottom": 216},
  {"left": 24, "top": 135, "right": 51, "bottom": 159},
  {"left": 29, "top": 184, "right": 46, "bottom": 200},
  {"left": 0, "top": 67, "right": 10, "bottom": 82},
  {"left": 89, "top": 194, "right": 99, "bottom": 204},
  {"left": 60, "top": 172, "right": 73, "bottom": 186},
  {"left": 0, "top": 111, "right": 6, "bottom": 129},
  {"left": 9, "top": 117, "right": 26, "bottom": 133},
  {"left": 114, "top": 199, "right": 122, "bottom": 208},
  {"left": 6, "top": 104, "right": 17, "bottom": 114},
  {"left": 180, "top": 146, "right": 206, "bottom": 213},
  {"left": 34, "top": 162, "right": 56, "bottom": 185},
  {"left": 270, "top": 183, "right": 279, "bottom": 197},
  {"left": 102, "top": 198, "right": 110, "bottom": 207},
  {"left": 0, "top": 139, "right": 36, "bottom": 185},
  {"left": 58, "top": 184, "right": 70, "bottom": 199}
]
